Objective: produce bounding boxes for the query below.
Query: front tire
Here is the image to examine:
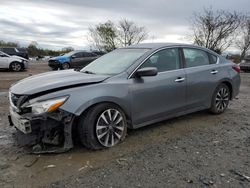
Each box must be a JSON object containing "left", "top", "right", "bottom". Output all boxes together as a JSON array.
[
  {"left": 61, "top": 62, "right": 70, "bottom": 70},
  {"left": 78, "top": 103, "right": 127, "bottom": 150},
  {"left": 210, "top": 83, "right": 230, "bottom": 114},
  {"left": 10, "top": 62, "right": 22, "bottom": 72}
]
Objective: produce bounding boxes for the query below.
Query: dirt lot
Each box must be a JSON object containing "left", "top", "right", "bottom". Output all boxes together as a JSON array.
[{"left": 0, "top": 62, "right": 249, "bottom": 188}]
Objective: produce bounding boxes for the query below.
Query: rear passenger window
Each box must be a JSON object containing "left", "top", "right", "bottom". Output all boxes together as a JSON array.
[
  {"left": 140, "top": 48, "right": 180, "bottom": 72},
  {"left": 183, "top": 48, "right": 210, "bottom": 68}
]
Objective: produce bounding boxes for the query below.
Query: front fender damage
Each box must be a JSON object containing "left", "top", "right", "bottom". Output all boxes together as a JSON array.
[{"left": 9, "top": 109, "right": 75, "bottom": 154}]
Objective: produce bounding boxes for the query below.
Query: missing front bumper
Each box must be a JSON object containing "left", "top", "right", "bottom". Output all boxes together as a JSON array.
[{"left": 8, "top": 109, "right": 75, "bottom": 153}]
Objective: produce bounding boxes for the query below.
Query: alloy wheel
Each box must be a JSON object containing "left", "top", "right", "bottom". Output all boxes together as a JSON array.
[
  {"left": 96, "top": 109, "right": 125, "bottom": 147},
  {"left": 215, "top": 87, "right": 229, "bottom": 112},
  {"left": 11, "top": 63, "right": 21, "bottom": 71},
  {"left": 62, "top": 63, "right": 69, "bottom": 69}
]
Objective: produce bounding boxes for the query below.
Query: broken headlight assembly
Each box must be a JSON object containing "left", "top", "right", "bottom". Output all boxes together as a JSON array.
[{"left": 22, "top": 96, "right": 69, "bottom": 115}]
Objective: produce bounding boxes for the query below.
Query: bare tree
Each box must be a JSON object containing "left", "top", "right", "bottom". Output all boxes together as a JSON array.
[
  {"left": 117, "top": 19, "right": 148, "bottom": 46},
  {"left": 191, "top": 7, "right": 241, "bottom": 53},
  {"left": 87, "top": 19, "right": 148, "bottom": 51},
  {"left": 236, "top": 16, "right": 250, "bottom": 60},
  {"left": 88, "top": 21, "right": 118, "bottom": 52}
]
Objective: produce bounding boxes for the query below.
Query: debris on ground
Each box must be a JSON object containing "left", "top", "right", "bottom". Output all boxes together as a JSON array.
[
  {"left": 198, "top": 176, "right": 214, "bottom": 186},
  {"left": 24, "top": 156, "right": 39, "bottom": 167},
  {"left": 229, "top": 169, "right": 250, "bottom": 182},
  {"left": 116, "top": 158, "right": 128, "bottom": 165},
  {"left": 220, "top": 173, "right": 226, "bottom": 177},
  {"left": 44, "top": 164, "right": 56, "bottom": 169},
  {"left": 186, "top": 179, "right": 193, "bottom": 183},
  {"left": 0, "top": 163, "right": 10, "bottom": 170},
  {"left": 78, "top": 161, "right": 93, "bottom": 171}
]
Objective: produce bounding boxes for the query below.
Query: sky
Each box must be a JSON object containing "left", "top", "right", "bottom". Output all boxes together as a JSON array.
[{"left": 0, "top": 0, "right": 249, "bottom": 51}]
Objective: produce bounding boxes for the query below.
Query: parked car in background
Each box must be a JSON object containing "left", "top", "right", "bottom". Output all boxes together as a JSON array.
[
  {"left": 0, "top": 51, "right": 28, "bottom": 71},
  {"left": 239, "top": 58, "right": 250, "bottom": 72},
  {"left": 8, "top": 43, "right": 240, "bottom": 153},
  {"left": 48, "top": 50, "right": 99, "bottom": 70},
  {"left": 0, "top": 47, "right": 29, "bottom": 59}
]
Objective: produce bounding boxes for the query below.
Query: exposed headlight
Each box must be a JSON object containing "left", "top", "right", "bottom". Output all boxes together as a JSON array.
[{"left": 24, "top": 96, "right": 68, "bottom": 115}]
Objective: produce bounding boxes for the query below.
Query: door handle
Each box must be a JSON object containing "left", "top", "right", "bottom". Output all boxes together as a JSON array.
[
  {"left": 210, "top": 70, "right": 218, "bottom": 74},
  {"left": 175, "top": 77, "right": 185, "bottom": 82}
]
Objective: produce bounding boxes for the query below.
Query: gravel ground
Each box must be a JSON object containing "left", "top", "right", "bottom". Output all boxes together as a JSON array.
[{"left": 0, "top": 63, "right": 249, "bottom": 188}]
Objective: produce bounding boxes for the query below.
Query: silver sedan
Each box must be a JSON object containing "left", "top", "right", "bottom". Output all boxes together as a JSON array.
[{"left": 9, "top": 43, "right": 241, "bottom": 153}]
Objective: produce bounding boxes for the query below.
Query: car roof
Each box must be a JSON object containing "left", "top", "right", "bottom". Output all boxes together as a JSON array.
[
  {"left": 126, "top": 42, "right": 201, "bottom": 49},
  {"left": 123, "top": 42, "right": 218, "bottom": 55}
]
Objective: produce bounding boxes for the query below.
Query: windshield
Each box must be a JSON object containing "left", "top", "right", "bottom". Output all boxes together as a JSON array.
[
  {"left": 63, "top": 51, "right": 78, "bottom": 57},
  {"left": 80, "top": 48, "right": 149, "bottom": 75},
  {"left": 0, "top": 51, "right": 10, "bottom": 57}
]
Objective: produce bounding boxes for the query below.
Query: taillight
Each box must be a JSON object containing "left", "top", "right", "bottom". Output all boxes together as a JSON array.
[{"left": 232, "top": 64, "right": 240, "bottom": 73}]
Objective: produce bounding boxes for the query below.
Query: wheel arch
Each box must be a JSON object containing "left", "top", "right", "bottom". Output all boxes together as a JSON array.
[
  {"left": 220, "top": 80, "right": 233, "bottom": 100},
  {"left": 60, "top": 62, "right": 70, "bottom": 69},
  {"left": 75, "top": 99, "right": 132, "bottom": 128}
]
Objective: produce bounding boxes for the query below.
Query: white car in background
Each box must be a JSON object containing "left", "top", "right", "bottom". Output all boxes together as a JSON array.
[{"left": 0, "top": 51, "right": 28, "bottom": 71}]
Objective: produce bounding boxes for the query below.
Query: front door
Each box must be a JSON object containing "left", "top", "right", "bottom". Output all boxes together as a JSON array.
[
  {"left": 130, "top": 48, "right": 186, "bottom": 126},
  {"left": 70, "top": 52, "right": 84, "bottom": 68}
]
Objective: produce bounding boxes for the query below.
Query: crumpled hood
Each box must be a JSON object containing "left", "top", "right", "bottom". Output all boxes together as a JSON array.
[
  {"left": 11, "top": 55, "right": 28, "bottom": 61},
  {"left": 10, "top": 70, "right": 109, "bottom": 95}
]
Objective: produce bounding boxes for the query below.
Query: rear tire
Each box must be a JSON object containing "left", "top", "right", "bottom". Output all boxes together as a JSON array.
[
  {"left": 10, "top": 62, "right": 22, "bottom": 72},
  {"left": 209, "top": 83, "right": 230, "bottom": 114},
  {"left": 78, "top": 103, "right": 127, "bottom": 150}
]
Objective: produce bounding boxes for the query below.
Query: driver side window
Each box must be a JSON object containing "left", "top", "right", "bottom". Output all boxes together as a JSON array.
[
  {"left": 140, "top": 48, "right": 180, "bottom": 72},
  {"left": 73, "top": 52, "right": 82, "bottom": 58}
]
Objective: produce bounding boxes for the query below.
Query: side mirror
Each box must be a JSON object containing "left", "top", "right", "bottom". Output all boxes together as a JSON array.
[
  {"left": 71, "top": 55, "right": 76, "bottom": 59},
  {"left": 135, "top": 67, "right": 158, "bottom": 77}
]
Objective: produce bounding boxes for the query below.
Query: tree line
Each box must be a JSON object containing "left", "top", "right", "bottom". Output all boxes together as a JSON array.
[{"left": 0, "top": 40, "right": 74, "bottom": 57}]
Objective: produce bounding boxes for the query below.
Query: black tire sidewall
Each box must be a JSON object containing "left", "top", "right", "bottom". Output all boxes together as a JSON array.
[
  {"left": 78, "top": 103, "right": 127, "bottom": 149},
  {"left": 61, "top": 63, "right": 70, "bottom": 70},
  {"left": 210, "top": 83, "right": 230, "bottom": 114},
  {"left": 10, "top": 62, "right": 22, "bottom": 72}
]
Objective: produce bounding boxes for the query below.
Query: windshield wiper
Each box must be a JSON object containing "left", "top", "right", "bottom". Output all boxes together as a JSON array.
[{"left": 81, "top": 70, "right": 95, "bottom": 74}]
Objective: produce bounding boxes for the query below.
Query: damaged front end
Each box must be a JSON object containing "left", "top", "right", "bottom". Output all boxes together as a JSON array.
[{"left": 8, "top": 92, "right": 75, "bottom": 154}]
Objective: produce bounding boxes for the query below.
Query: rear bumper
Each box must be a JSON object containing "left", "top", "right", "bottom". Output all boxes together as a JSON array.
[{"left": 232, "top": 74, "right": 241, "bottom": 98}]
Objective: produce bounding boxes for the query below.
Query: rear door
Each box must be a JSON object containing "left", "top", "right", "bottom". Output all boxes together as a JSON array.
[
  {"left": 182, "top": 47, "right": 220, "bottom": 109},
  {"left": 130, "top": 48, "right": 187, "bottom": 126}
]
